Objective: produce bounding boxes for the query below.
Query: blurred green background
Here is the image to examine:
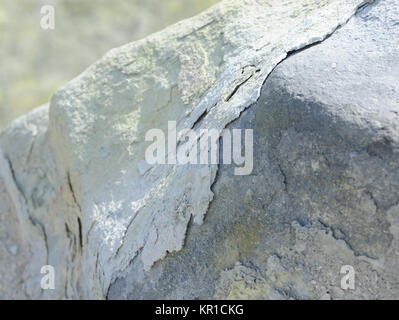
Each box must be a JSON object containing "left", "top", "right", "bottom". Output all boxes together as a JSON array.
[{"left": 0, "top": 0, "right": 218, "bottom": 130}]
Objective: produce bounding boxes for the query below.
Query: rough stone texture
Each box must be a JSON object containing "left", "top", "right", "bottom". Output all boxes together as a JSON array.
[
  {"left": 1, "top": 0, "right": 398, "bottom": 300},
  {"left": 0, "top": 105, "right": 82, "bottom": 299},
  {"left": 0, "top": 180, "right": 32, "bottom": 299},
  {"left": 49, "top": 0, "right": 369, "bottom": 299},
  {"left": 108, "top": 0, "right": 399, "bottom": 299}
]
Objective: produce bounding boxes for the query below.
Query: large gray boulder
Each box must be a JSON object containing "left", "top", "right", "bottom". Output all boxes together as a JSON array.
[
  {"left": 1, "top": 0, "right": 398, "bottom": 300},
  {"left": 108, "top": 0, "right": 399, "bottom": 299}
]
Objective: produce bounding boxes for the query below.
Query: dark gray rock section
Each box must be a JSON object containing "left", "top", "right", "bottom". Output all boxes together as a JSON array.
[{"left": 108, "top": 0, "right": 399, "bottom": 300}]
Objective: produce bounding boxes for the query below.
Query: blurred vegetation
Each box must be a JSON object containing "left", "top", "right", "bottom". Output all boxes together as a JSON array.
[{"left": 0, "top": 0, "right": 218, "bottom": 130}]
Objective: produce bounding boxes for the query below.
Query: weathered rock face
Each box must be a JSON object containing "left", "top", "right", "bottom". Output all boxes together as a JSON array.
[
  {"left": 1, "top": 0, "right": 398, "bottom": 300},
  {"left": 0, "top": 105, "right": 83, "bottom": 299},
  {"left": 107, "top": 0, "right": 399, "bottom": 299}
]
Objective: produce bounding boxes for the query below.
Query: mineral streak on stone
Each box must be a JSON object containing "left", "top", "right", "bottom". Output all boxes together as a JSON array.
[{"left": 0, "top": 0, "right": 374, "bottom": 299}]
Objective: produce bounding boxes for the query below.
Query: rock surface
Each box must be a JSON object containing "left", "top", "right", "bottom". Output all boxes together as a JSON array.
[
  {"left": 107, "top": 0, "right": 399, "bottom": 299},
  {"left": 1, "top": 0, "right": 398, "bottom": 300}
]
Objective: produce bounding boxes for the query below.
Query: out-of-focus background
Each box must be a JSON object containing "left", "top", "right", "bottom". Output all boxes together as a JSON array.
[{"left": 0, "top": 0, "right": 218, "bottom": 130}]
